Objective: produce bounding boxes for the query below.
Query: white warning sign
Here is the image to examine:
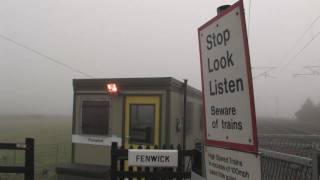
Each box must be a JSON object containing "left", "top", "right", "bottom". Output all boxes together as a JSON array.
[{"left": 198, "top": 0, "right": 258, "bottom": 153}]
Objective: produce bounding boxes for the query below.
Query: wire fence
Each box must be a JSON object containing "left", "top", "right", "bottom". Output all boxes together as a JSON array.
[
  {"left": 1, "top": 135, "right": 319, "bottom": 180},
  {"left": 259, "top": 134, "right": 320, "bottom": 157},
  {"left": 0, "top": 143, "right": 71, "bottom": 180},
  {"left": 259, "top": 134, "right": 320, "bottom": 180},
  {"left": 260, "top": 149, "right": 314, "bottom": 180}
]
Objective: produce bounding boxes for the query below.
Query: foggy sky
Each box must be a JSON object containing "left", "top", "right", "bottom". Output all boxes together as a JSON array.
[{"left": 1, "top": 0, "right": 320, "bottom": 118}]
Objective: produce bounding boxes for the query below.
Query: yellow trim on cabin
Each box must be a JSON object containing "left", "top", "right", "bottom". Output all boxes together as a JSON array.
[{"left": 124, "top": 96, "right": 160, "bottom": 149}]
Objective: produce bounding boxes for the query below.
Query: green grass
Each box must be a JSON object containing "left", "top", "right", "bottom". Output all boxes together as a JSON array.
[{"left": 0, "top": 115, "right": 72, "bottom": 180}]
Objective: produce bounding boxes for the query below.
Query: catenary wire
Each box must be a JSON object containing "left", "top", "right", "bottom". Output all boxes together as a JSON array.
[
  {"left": 278, "top": 30, "right": 320, "bottom": 73},
  {"left": 0, "top": 33, "right": 95, "bottom": 78},
  {"left": 276, "top": 15, "right": 320, "bottom": 72}
]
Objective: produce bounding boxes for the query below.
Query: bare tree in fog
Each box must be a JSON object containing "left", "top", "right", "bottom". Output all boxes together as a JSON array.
[{"left": 295, "top": 98, "right": 320, "bottom": 124}]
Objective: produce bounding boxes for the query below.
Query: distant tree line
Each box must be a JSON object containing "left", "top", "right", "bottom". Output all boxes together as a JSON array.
[{"left": 295, "top": 98, "right": 320, "bottom": 123}]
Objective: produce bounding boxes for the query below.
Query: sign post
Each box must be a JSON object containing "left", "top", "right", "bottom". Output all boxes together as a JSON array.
[{"left": 198, "top": 1, "right": 261, "bottom": 179}]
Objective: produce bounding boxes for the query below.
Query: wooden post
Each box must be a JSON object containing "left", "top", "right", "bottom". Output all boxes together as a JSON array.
[
  {"left": 129, "top": 145, "right": 133, "bottom": 180},
  {"left": 161, "top": 144, "right": 167, "bottom": 180},
  {"left": 169, "top": 145, "right": 174, "bottom": 180},
  {"left": 137, "top": 145, "right": 143, "bottom": 180},
  {"left": 182, "top": 79, "right": 188, "bottom": 180},
  {"left": 111, "top": 142, "right": 118, "bottom": 180},
  {"left": 312, "top": 147, "right": 320, "bottom": 180},
  {"left": 152, "top": 145, "right": 159, "bottom": 180},
  {"left": 25, "top": 138, "right": 34, "bottom": 180},
  {"left": 182, "top": 79, "right": 187, "bottom": 150},
  {"left": 145, "top": 145, "right": 150, "bottom": 180},
  {"left": 192, "top": 143, "right": 203, "bottom": 176},
  {"left": 177, "top": 144, "right": 183, "bottom": 180},
  {"left": 120, "top": 145, "right": 125, "bottom": 180}
]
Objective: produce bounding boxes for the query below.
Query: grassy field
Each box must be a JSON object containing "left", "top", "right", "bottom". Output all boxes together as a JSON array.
[
  {"left": 257, "top": 117, "right": 320, "bottom": 135},
  {"left": 0, "top": 115, "right": 72, "bottom": 180}
]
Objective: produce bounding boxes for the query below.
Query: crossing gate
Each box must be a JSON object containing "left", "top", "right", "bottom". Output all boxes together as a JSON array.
[{"left": 111, "top": 142, "right": 200, "bottom": 180}]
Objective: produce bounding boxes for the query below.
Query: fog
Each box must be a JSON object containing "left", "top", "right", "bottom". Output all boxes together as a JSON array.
[{"left": 1, "top": 0, "right": 320, "bottom": 118}]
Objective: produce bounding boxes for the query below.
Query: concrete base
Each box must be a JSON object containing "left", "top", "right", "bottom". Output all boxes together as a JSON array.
[{"left": 56, "top": 163, "right": 110, "bottom": 180}]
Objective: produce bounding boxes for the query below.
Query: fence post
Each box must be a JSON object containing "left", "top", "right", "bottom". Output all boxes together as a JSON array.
[
  {"left": 25, "top": 138, "right": 34, "bottom": 180},
  {"left": 120, "top": 145, "right": 125, "bottom": 180},
  {"left": 152, "top": 145, "right": 159, "bottom": 180},
  {"left": 177, "top": 144, "right": 182, "bottom": 180},
  {"left": 111, "top": 142, "right": 118, "bottom": 180},
  {"left": 313, "top": 146, "right": 320, "bottom": 180},
  {"left": 55, "top": 144, "right": 59, "bottom": 166},
  {"left": 137, "top": 145, "right": 143, "bottom": 180},
  {"left": 192, "top": 149, "right": 202, "bottom": 176},
  {"left": 145, "top": 145, "right": 150, "bottom": 180}
]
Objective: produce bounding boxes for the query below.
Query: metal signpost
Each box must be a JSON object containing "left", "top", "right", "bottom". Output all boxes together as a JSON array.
[{"left": 198, "top": 0, "right": 261, "bottom": 179}]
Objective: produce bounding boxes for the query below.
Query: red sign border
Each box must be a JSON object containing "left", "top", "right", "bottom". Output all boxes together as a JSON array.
[{"left": 198, "top": 0, "right": 258, "bottom": 154}]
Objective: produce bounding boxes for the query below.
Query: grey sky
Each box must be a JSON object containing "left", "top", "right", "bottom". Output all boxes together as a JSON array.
[{"left": 0, "top": 0, "right": 320, "bottom": 118}]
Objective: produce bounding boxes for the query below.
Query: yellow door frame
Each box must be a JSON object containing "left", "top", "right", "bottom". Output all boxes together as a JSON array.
[{"left": 124, "top": 95, "right": 161, "bottom": 148}]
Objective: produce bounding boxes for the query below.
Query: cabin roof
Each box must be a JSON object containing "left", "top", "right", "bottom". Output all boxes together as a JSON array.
[{"left": 73, "top": 77, "right": 201, "bottom": 97}]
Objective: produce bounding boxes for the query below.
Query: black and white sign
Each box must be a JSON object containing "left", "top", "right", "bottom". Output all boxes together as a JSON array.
[
  {"left": 128, "top": 149, "right": 178, "bottom": 167},
  {"left": 72, "top": 134, "right": 121, "bottom": 146},
  {"left": 205, "top": 146, "right": 261, "bottom": 180},
  {"left": 198, "top": 0, "right": 258, "bottom": 153}
]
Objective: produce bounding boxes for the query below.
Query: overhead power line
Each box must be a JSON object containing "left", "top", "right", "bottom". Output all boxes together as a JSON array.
[
  {"left": 282, "top": 15, "right": 320, "bottom": 59},
  {"left": 252, "top": 66, "right": 277, "bottom": 79},
  {"left": 278, "top": 30, "right": 320, "bottom": 72},
  {"left": 0, "top": 33, "right": 95, "bottom": 78},
  {"left": 276, "top": 14, "right": 320, "bottom": 73},
  {"left": 293, "top": 66, "right": 320, "bottom": 78}
]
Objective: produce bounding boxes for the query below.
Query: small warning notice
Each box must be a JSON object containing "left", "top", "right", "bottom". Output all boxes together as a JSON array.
[{"left": 205, "top": 146, "right": 261, "bottom": 180}]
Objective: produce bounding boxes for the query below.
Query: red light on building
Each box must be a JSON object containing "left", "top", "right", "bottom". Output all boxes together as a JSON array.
[{"left": 106, "top": 83, "right": 118, "bottom": 96}]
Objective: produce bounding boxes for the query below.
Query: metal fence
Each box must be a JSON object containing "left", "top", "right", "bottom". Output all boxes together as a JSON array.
[
  {"left": 0, "top": 138, "right": 34, "bottom": 180},
  {"left": 259, "top": 134, "right": 320, "bottom": 157},
  {"left": 0, "top": 143, "right": 71, "bottom": 180},
  {"left": 259, "top": 134, "right": 320, "bottom": 180},
  {"left": 1, "top": 135, "right": 319, "bottom": 180},
  {"left": 260, "top": 149, "right": 316, "bottom": 180}
]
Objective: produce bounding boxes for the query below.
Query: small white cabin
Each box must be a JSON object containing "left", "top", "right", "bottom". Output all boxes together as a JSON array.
[{"left": 56, "top": 77, "right": 204, "bottom": 180}]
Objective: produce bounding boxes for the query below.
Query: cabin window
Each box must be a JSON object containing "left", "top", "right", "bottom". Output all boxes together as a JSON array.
[
  {"left": 129, "top": 104, "right": 155, "bottom": 144},
  {"left": 81, "top": 101, "right": 109, "bottom": 135}
]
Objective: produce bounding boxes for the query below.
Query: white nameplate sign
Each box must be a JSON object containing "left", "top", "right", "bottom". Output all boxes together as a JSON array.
[
  {"left": 128, "top": 149, "right": 178, "bottom": 167},
  {"left": 72, "top": 134, "right": 121, "bottom": 146}
]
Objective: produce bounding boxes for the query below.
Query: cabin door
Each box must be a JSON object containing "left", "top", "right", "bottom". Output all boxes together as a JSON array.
[{"left": 124, "top": 96, "right": 160, "bottom": 148}]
